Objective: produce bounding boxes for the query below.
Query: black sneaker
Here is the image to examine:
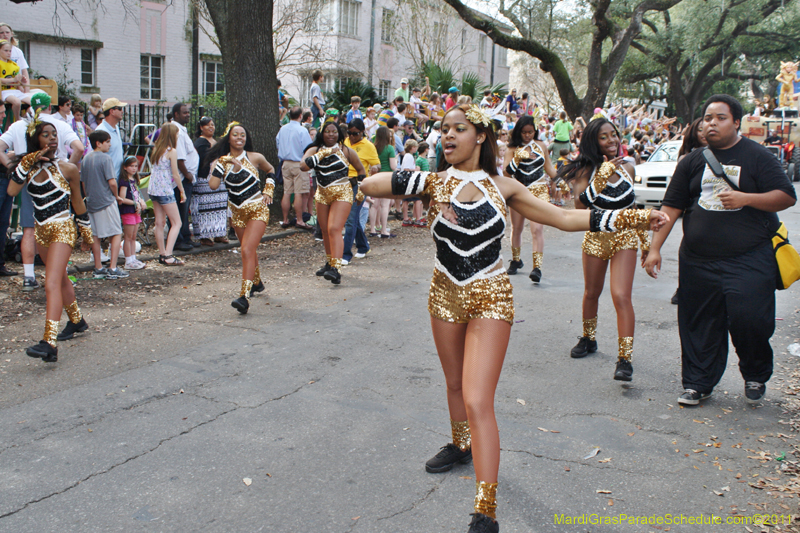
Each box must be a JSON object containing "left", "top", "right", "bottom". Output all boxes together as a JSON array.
[
  {"left": 671, "top": 289, "right": 679, "bottom": 305},
  {"left": 678, "top": 389, "right": 712, "bottom": 406},
  {"left": 93, "top": 268, "right": 108, "bottom": 279},
  {"left": 506, "top": 260, "right": 523, "bottom": 275},
  {"left": 468, "top": 513, "right": 499, "bottom": 533},
  {"left": 26, "top": 341, "right": 58, "bottom": 363},
  {"left": 745, "top": 381, "right": 766, "bottom": 404},
  {"left": 425, "top": 443, "right": 472, "bottom": 473},
  {"left": 22, "top": 277, "right": 40, "bottom": 291},
  {"left": 324, "top": 267, "right": 341, "bottom": 285},
  {"left": 315, "top": 263, "right": 331, "bottom": 276},
  {"left": 250, "top": 280, "right": 265, "bottom": 296},
  {"left": 0, "top": 265, "right": 18, "bottom": 276},
  {"left": 231, "top": 297, "right": 249, "bottom": 314},
  {"left": 529, "top": 267, "right": 542, "bottom": 283},
  {"left": 613, "top": 359, "right": 633, "bottom": 381},
  {"left": 570, "top": 336, "right": 597, "bottom": 358},
  {"left": 57, "top": 318, "right": 88, "bottom": 341}
]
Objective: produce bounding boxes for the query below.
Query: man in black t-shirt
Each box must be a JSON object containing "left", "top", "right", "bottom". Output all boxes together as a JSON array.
[{"left": 644, "top": 94, "right": 796, "bottom": 407}]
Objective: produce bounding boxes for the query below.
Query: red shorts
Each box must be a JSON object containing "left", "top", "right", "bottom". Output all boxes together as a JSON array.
[{"left": 121, "top": 213, "right": 142, "bottom": 226}]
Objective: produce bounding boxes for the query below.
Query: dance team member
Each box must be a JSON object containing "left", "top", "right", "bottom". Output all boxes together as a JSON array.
[
  {"left": 301, "top": 116, "right": 366, "bottom": 285},
  {"left": 502, "top": 115, "right": 558, "bottom": 282},
  {"left": 361, "top": 104, "right": 667, "bottom": 532},
  {"left": 207, "top": 122, "right": 275, "bottom": 314},
  {"left": 559, "top": 117, "right": 651, "bottom": 381},
  {"left": 7, "top": 118, "right": 94, "bottom": 362}
]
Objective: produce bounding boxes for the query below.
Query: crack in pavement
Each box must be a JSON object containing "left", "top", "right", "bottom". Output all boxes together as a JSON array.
[
  {"left": 376, "top": 477, "right": 444, "bottom": 521},
  {"left": 502, "top": 448, "right": 641, "bottom": 475},
  {"left": 0, "top": 377, "right": 319, "bottom": 519}
]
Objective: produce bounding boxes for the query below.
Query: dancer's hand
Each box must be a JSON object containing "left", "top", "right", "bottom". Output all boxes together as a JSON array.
[
  {"left": 262, "top": 194, "right": 273, "bottom": 206},
  {"left": 648, "top": 209, "right": 669, "bottom": 231},
  {"left": 438, "top": 202, "right": 458, "bottom": 224}
]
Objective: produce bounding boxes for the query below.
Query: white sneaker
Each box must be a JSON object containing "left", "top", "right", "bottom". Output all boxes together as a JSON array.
[
  {"left": 354, "top": 252, "right": 366, "bottom": 259},
  {"left": 92, "top": 250, "right": 110, "bottom": 263},
  {"left": 341, "top": 259, "right": 350, "bottom": 266},
  {"left": 125, "top": 259, "right": 146, "bottom": 270}
]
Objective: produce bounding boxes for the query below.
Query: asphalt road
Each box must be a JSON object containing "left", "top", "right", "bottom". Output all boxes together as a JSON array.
[{"left": 1, "top": 195, "right": 799, "bottom": 533}]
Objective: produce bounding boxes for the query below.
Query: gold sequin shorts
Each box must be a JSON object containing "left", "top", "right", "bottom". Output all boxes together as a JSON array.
[
  {"left": 527, "top": 182, "right": 550, "bottom": 202},
  {"left": 582, "top": 230, "right": 639, "bottom": 261},
  {"left": 230, "top": 201, "right": 270, "bottom": 228},
  {"left": 428, "top": 269, "right": 514, "bottom": 325},
  {"left": 35, "top": 219, "right": 76, "bottom": 248},
  {"left": 315, "top": 182, "right": 353, "bottom": 206}
]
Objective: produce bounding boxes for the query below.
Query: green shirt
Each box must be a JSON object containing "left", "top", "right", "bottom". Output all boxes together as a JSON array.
[
  {"left": 379, "top": 145, "right": 396, "bottom": 172},
  {"left": 415, "top": 155, "right": 430, "bottom": 171},
  {"left": 553, "top": 119, "right": 573, "bottom": 142},
  {"left": 394, "top": 87, "right": 409, "bottom": 102}
]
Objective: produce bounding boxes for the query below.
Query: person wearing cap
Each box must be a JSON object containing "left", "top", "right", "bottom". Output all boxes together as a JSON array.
[
  {"left": 445, "top": 87, "right": 459, "bottom": 110},
  {"left": 95, "top": 97, "right": 126, "bottom": 175},
  {"left": 0, "top": 92, "right": 84, "bottom": 289},
  {"left": 394, "top": 78, "right": 409, "bottom": 103}
]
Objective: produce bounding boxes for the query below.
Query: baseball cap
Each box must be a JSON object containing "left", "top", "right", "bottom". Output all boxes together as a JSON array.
[
  {"left": 400, "top": 77, "right": 408, "bottom": 84},
  {"left": 373, "top": 103, "right": 383, "bottom": 111},
  {"left": 433, "top": 121, "right": 441, "bottom": 130},
  {"left": 449, "top": 87, "right": 458, "bottom": 93},
  {"left": 29, "top": 92, "right": 51, "bottom": 109},
  {"left": 102, "top": 97, "right": 128, "bottom": 112}
]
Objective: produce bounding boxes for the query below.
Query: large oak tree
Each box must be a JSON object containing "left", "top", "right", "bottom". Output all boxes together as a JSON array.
[{"left": 442, "top": 0, "right": 685, "bottom": 119}]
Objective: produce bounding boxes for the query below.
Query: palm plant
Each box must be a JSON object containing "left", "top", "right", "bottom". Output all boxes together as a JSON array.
[{"left": 326, "top": 79, "right": 380, "bottom": 112}]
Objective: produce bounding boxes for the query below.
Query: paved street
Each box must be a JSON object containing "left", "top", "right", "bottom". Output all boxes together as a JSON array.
[{"left": 1, "top": 198, "right": 799, "bottom": 533}]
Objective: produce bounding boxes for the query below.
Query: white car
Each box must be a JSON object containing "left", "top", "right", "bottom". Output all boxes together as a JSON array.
[{"left": 633, "top": 141, "right": 681, "bottom": 208}]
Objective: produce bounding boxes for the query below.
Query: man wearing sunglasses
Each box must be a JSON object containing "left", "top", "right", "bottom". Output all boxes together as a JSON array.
[{"left": 342, "top": 119, "right": 380, "bottom": 263}]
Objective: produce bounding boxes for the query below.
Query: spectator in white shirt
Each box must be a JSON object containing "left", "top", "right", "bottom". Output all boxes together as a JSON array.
[{"left": 171, "top": 102, "right": 200, "bottom": 250}]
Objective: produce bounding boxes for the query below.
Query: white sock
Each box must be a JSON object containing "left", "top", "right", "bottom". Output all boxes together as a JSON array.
[
  {"left": 23, "top": 263, "right": 34, "bottom": 278},
  {"left": 125, "top": 255, "right": 133, "bottom": 263}
]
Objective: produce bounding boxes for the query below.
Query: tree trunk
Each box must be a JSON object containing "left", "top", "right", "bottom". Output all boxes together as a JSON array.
[{"left": 202, "top": 0, "right": 280, "bottom": 167}]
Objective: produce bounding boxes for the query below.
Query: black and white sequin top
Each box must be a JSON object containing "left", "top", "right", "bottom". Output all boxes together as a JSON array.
[
  {"left": 582, "top": 165, "right": 635, "bottom": 210},
  {"left": 392, "top": 168, "right": 507, "bottom": 285},
  {"left": 509, "top": 141, "right": 547, "bottom": 187},
  {"left": 314, "top": 151, "right": 350, "bottom": 188},
  {"left": 212, "top": 153, "right": 273, "bottom": 208},
  {"left": 26, "top": 162, "right": 72, "bottom": 225}
]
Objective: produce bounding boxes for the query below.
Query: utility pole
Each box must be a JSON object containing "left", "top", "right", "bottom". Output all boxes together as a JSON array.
[{"left": 367, "top": 0, "right": 377, "bottom": 85}]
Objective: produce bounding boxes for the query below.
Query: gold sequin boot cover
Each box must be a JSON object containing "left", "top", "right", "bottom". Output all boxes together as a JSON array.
[
  {"left": 475, "top": 481, "right": 498, "bottom": 519},
  {"left": 618, "top": 336, "right": 633, "bottom": 362},
  {"left": 240, "top": 279, "right": 253, "bottom": 299},
  {"left": 511, "top": 247, "right": 521, "bottom": 262},
  {"left": 253, "top": 265, "right": 261, "bottom": 285},
  {"left": 451, "top": 419, "right": 471, "bottom": 452},
  {"left": 44, "top": 319, "right": 59, "bottom": 348},
  {"left": 532, "top": 251, "right": 543, "bottom": 269},
  {"left": 583, "top": 317, "right": 597, "bottom": 341},
  {"left": 329, "top": 257, "right": 343, "bottom": 270},
  {"left": 64, "top": 301, "right": 82, "bottom": 324}
]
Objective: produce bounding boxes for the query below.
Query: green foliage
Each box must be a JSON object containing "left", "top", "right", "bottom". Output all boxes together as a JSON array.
[
  {"left": 193, "top": 91, "right": 227, "bottom": 112},
  {"left": 418, "top": 61, "right": 507, "bottom": 101},
  {"left": 326, "top": 79, "right": 379, "bottom": 112}
]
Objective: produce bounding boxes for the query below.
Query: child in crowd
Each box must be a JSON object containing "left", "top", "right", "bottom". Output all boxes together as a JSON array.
[
  {"left": 346, "top": 96, "right": 362, "bottom": 124},
  {"left": 87, "top": 93, "right": 103, "bottom": 130},
  {"left": 400, "top": 139, "right": 424, "bottom": 227},
  {"left": 117, "top": 155, "right": 147, "bottom": 270},
  {"left": 82, "top": 130, "right": 128, "bottom": 279},
  {"left": 71, "top": 103, "right": 92, "bottom": 155},
  {"left": 496, "top": 141, "right": 507, "bottom": 176},
  {"left": 0, "top": 39, "right": 33, "bottom": 120}
]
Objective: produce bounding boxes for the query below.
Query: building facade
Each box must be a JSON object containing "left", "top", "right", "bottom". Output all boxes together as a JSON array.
[{"left": 4, "top": 0, "right": 509, "bottom": 110}]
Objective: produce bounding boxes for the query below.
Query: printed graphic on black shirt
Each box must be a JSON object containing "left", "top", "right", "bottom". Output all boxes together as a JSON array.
[{"left": 698, "top": 164, "right": 742, "bottom": 212}]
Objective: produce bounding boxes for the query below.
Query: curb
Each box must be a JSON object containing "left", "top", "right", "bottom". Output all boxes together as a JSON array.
[{"left": 68, "top": 228, "right": 305, "bottom": 274}]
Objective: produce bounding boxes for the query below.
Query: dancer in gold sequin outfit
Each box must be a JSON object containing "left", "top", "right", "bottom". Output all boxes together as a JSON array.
[
  {"left": 502, "top": 115, "right": 558, "bottom": 283},
  {"left": 7, "top": 120, "right": 93, "bottom": 363},
  {"left": 300, "top": 118, "right": 366, "bottom": 285},
  {"left": 362, "top": 105, "right": 668, "bottom": 533},
  {"left": 558, "top": 117, "right": 651, "bottom": 382},
  {"left": 207, "top": 123, "right": 275, "bottom": 315}
]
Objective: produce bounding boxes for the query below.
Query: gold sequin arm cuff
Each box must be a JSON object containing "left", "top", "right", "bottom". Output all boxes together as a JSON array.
[
  {"left": 262, "top": 173, "right": 275, "bottom": 198},
  {"left": 75, "top": 212, "right": 94, "bottom": 245},
  {"left": 590, "top": 208, "right": 651, "bottom": 233},
  {"left": 592, "top": 161, "right": 616, "bottom": 193},
  {"left": 13, "top": 152, "right": 39, "bottom": 184},
  {"left": 637, "top": 228, "right": 651, "bottom": 251}
]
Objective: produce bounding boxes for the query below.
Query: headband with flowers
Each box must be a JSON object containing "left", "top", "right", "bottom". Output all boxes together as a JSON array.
[
  {"left": 464, "top": 105, "right": 492, "bottom": 129},
  {"left": 26, "top": 108, "right": 44, "bottom": 137}
]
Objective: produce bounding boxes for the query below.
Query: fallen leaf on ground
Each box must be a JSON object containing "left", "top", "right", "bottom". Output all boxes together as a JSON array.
[
  {"left": 517, "top": 399, "right": 526, "bottom": 406},
  {"left": 584, "top": 448, "right": 601, "bottom": 460},
  {"left": 596, "top": 490, "right": 612, "bottom": 494},
  {"left": 243, "top": 478, "right": 252, "bottom": 486},
  {"left": 598, "top": 458, "right": 612, "bottom": 463}
]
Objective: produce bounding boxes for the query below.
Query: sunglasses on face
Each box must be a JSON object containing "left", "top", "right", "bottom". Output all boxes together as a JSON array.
[{"left": 348, "top": 131, "right": 362, "bottom": 136}]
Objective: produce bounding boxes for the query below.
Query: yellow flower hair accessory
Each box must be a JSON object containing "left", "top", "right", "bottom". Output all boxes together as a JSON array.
[
  {"left": 26, "top": 108, "right": 44, "bottom": 137},
  {"left": 223, "top": 121, "right": 241, "bottom": 137},
  {"left": 464, "top": 105, "right": 491, "bottom": 129}
]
